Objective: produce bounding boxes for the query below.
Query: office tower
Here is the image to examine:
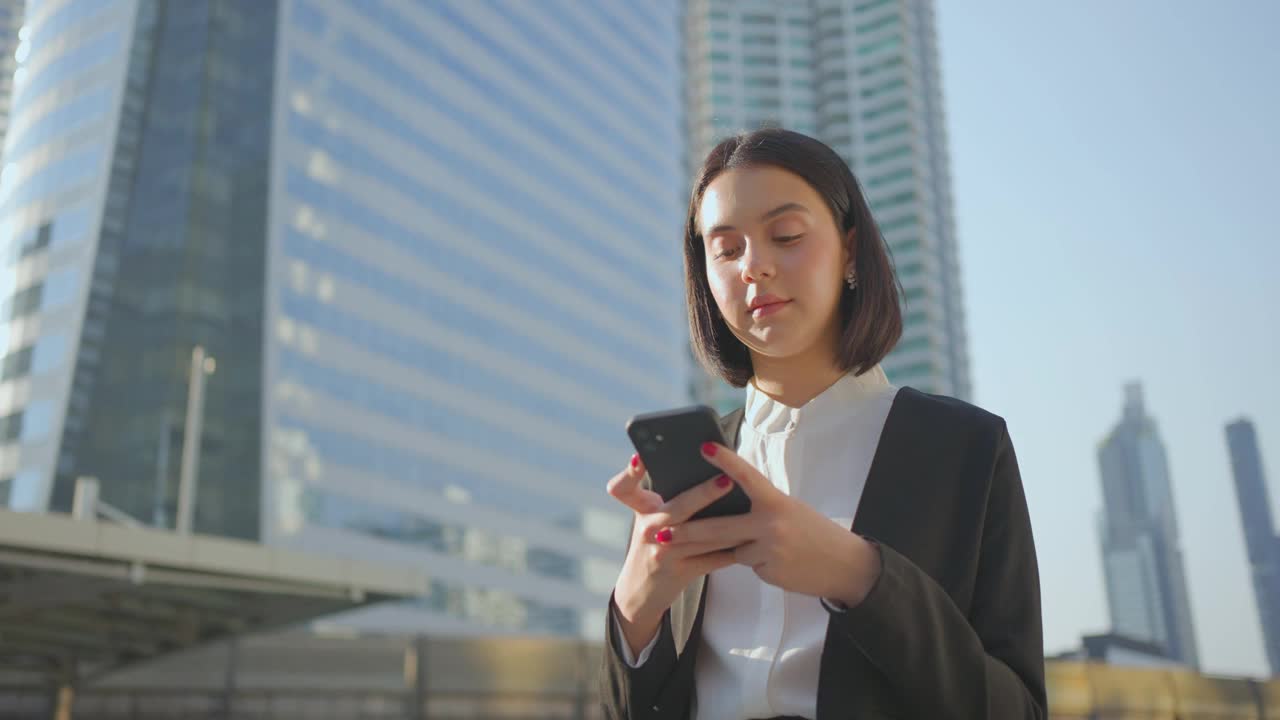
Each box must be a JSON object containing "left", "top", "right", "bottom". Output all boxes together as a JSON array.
[
  {"left": 684, "top": 0, "right": 970, "bottom": 409},
  {"left": 1226, "top": 418, "right": 1280, "bottom": 675},
  {"left": 0, "top": 0, "right": 685, "bottom": 638},
  {"left": 1097, "top": 382, "right": 1199, "bottom": 667}
]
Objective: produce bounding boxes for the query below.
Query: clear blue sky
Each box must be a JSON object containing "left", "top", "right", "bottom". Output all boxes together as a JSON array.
[{"left": 935, "top": 1, "right": 1280, "bottom": 676}]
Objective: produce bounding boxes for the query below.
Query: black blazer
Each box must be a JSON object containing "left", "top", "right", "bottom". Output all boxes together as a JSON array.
[{"left": 601, "top": 387, "right": 1047, "bottom": 719}]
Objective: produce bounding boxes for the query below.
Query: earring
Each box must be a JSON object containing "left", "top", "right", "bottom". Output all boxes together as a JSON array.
[{"left": 845, "top": 269, "right": 858, "bottom": 290}]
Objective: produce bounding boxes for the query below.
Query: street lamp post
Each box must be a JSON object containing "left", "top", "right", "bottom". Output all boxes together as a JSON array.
[{"left": 176, "top": 345, "right": 215, "bottom": 535}]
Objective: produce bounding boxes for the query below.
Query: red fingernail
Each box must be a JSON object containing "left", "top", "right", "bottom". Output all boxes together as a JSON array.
[
  {"left": 655, "top": 528, "right": 673, "bottom": 544},
  {"left": 701, "top": 442, "right": 718, "bottom": 457},
  {"left": 630, "top": 453, "right": 640, "bottom": 469},
  {"left": 715, "top": 474, "right": 732, "bottom": 488}
]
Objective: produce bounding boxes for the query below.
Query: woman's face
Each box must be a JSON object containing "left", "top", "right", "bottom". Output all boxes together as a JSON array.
[{"left": 699, "top": 165, "right": 850, "bottom": 365}]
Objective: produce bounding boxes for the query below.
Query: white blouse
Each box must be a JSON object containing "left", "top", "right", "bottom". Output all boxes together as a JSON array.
[{"left": 615, "top": 365, "right": 899, "bottom": 720}]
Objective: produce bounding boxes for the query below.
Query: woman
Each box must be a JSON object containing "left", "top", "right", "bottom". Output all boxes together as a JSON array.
[{"left": 601, "top": 129, "right": 1046, "bottom": 720}]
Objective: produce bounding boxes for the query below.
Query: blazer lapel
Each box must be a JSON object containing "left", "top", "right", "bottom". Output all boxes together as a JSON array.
[{"left": 850, "top": 387, "right": 915, "bottom": 539}]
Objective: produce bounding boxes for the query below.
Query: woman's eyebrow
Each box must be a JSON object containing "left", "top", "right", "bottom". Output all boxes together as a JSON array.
[{"left": 707, "top": 202, "right": 811, "bottom": 235}]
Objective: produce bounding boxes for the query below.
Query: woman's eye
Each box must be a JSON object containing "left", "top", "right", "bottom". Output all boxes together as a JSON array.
[
  {"left": 775, "top": 234, "right": 804, "bottom": 243},
  {"left": 713, "top": 246, "right": 741, "bottom": 260}
]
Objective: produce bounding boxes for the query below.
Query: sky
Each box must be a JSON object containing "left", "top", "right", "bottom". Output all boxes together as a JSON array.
[{"left": 935, "top": 1, "right": 1280, "bottom": 676}]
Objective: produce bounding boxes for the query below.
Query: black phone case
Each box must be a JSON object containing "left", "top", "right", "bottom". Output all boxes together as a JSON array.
[{"left": 625, "top": 405, "right": 752, "bottom": 520}]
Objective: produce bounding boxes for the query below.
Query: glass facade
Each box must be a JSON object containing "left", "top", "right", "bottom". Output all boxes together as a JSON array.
[
  {"left": 1, "top": 0, "right": 686, "bottom": 640},
  {"left": 0, "top": 0, "right": 135, "bottom": 512},
  {"left": 263, "top": 0, "right": 686, "bottom": 637},
  {"left": 38, "top": 0, "right": 275, "bottom": 541}
]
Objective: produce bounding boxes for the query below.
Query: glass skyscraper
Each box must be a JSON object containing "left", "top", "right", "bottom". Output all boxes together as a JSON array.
[
  {"left": 684, "top": 0, "right": 971, "bottom": 410},
  {"left": 0, "top": 0, "right": 686, "bottom": 639},
  {"left": 1097, "top": 382, "right": 1200, "bottom": 668},
  {"left": 1226, "top": 417, "right": 1280, "bottom": 675}
]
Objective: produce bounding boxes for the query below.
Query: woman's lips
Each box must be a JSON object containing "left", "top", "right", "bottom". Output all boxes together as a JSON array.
[{"left": 751, "top": 300, "right": 791, "bottom": 318}]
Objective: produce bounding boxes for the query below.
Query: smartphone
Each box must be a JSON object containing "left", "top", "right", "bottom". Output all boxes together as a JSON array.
[{"left": 625, "top": 404, "right": 751, "bottom": 520}]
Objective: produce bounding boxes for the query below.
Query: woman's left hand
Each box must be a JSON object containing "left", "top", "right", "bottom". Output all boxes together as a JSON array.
[{"left": 658, "top": 441, "right": 882, "bottom": 608}]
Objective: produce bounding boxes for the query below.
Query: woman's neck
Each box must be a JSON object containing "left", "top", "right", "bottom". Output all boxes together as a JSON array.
[{"left": 749, "top": 350, "right": 847, "bottom": 409}]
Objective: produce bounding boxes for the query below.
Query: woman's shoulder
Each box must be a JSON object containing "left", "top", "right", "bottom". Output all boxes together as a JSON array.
[{"left": 892, "top": 385, "right": 1009, "bottom": 444}]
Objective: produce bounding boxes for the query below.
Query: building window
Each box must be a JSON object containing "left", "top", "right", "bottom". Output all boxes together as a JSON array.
[
  {"left": 857, "top": 34, "right": 901, "bottom": 56},
  {"left": 743, "top": 33, "right": 778, "bottom": 45},
  {"left": 897, "top": 260, "right": 925, "bottom": 278},
  {"left": 860, "top": 55, "right": 904, "bottom": 77},
  {"left": 819, "top": 44, "right": 845, "bottom": 61},
  {"left": 874, "top": 190, "right": 916, "bottom": 211},
  {"left": 896, "top": 356, "right": 936, "bottom": 376},
  {"left": 0, "top": 411, "right": 22, "bottom": 442},
  {"left": 744, "top": 55, "right": 778, "bottom": 66},
  {"left": 18, "top": 222, "right": 53, "bottom": 259},
  {"left": 868, "top": 144, "right": 911, "bottom": 165},
  {"left": 869, "top": 166, "right": 913, "bottom": 187},
  {"left": 820, "top": 69, "right": 847, "bottom": 84},
  {"left": 866, "top": 120, "right": 910, "bottom": 144},
  {"left": 863, "top": 98, "right": 908, "bottom": 121},
  {"left": 879, "top": 213, "right": 917, "bottom": 232},
  {"left": 855, "top": 14, "right": 899, "bottom": 35},
  {"left": 893, "top": 238, "right": 921, "bottom": 254},
  {"left": 745, "top": 76, "right": 780, "bottom": 88},
  {"left": 710, "top": 50, "right": 732, "bottom": 62},
  {"left": 861, "top": 77, "right": 907, "bottom": 98},
  {"left": 743, "top": 14, "right": 773, "bottom": 25},
  {"left": 903, "top": 286, "right": 927, "bottom": 302},
  {"left": 790, "top": 58, "right": 813, "bottom": 69},
  {"left": 855, "top": 0, "right": 895, "bottom": 12},
  {"left": 5, "top": 284, "right": 43, "bottom": 321},
  {"left": 0, "top": 347, "right": 32, "bottom": 382}
]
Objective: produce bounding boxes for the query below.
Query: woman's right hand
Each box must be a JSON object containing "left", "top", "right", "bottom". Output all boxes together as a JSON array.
[{"left": 607, "top": 454, "right": 739, "bottom": 657}]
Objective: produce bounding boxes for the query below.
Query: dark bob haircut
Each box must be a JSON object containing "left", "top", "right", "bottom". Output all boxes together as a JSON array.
[{"left": 684, "top": 128, "right": 903, "bottom": 388}]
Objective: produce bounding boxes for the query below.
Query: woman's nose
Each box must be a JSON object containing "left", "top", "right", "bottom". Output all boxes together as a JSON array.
[{"left": 740, "top": 242, "right": 775, "bottom": 284}]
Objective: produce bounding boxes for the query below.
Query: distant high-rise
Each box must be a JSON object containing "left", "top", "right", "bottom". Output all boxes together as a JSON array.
[
  {"left": 1097, "top": 382, "right": 1199, "bottom": 668},
  {"left": 684, "top": 0, "right": 970, "bottom": 410},
  {"left": 0, "top": 0, "right": 685, "bottom": 639},
  {"left": 1226, "top": 418, "right": 1280, "bottom": 675}
]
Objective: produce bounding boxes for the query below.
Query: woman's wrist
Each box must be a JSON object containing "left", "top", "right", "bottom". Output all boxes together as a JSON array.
[
  {"left": 613, "top": 590, "right": 663, "bottom": 658},
  {"left": 828, "top": 533, "right": 882, "bottom": 608},
  {"left": 614, "top": 579, "right": 663, "bottom": 633}
]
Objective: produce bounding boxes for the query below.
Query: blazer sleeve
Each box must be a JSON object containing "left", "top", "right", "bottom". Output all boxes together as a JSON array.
[
  {"left": 601, "top": 592, "right": 683, "bottom": 719},
  {"left": 600, "top": 512, "right": 690, "bottom": 719},
  {"left": 824, "top": 420, "right": 1048, "bottom": 719}
]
